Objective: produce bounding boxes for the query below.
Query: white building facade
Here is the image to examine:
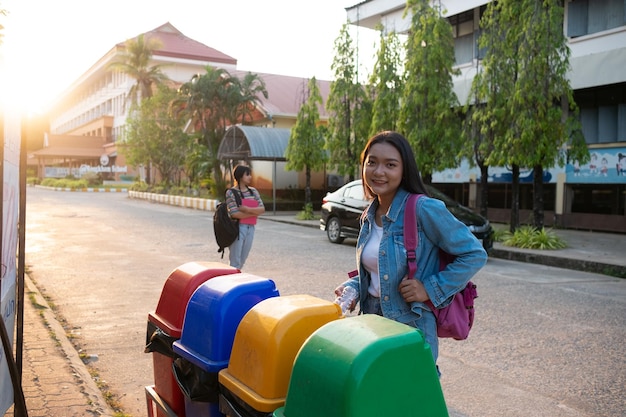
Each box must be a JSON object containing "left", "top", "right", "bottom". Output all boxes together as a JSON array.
[{"left": 347, "top": 0, "right": 626, "bottom": 233}]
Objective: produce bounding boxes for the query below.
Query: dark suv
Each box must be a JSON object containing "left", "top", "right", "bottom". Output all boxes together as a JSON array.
[{"left": 320, "top": 180, "right": 493, "bottom": 251}]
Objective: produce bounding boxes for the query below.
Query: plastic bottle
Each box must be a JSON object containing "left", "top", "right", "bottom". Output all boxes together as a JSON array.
[{"left": 334, "top": 286, "right": 358, "bottom": 316}]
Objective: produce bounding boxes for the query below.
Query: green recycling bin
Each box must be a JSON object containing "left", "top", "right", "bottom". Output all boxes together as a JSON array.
[{"left": 273, "top": 314, "right": 448, "bottom": 417}]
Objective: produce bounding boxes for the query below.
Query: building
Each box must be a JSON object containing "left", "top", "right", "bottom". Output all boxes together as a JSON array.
[
  {"left": 347, "top": 0, "right": 626, "bottom": 233},
  {"left": 35, "top": 22, "right": 332, "bottom": 191}
]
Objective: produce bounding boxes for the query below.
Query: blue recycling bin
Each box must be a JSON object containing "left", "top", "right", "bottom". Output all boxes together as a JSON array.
[{"left": 172, "top": 272, "right": 279, "bottom": 417}]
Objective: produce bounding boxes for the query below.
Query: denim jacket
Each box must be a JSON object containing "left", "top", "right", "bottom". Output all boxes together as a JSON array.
[{"left": 343, "top": 188, "right": 488, "bottom": 324}]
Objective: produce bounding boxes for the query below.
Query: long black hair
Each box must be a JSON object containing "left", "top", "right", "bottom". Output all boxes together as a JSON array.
[
  {"left": 233, "top": 165, "right": 251, "bottom": 183},
  {"left": 360, "top": 131, "right": 429, "bottom": 199}
]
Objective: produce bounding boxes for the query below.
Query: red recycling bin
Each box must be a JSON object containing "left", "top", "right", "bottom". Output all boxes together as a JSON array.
[{"left": 146, "top": 261, "right": 239, "bottom": 417}]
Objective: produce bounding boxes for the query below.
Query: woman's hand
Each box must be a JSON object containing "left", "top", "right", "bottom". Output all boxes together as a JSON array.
[
  {"left": 398, "top": 276, "right": 429, "bottom": 303},
  {"left": 333, "top": 285, "right": 356, "bottom": 312},
  {"left": 334, "top": 285, "right": 345, "bottom": 297}
]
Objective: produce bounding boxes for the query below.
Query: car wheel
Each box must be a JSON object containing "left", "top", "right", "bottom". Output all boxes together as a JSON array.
[{"left": 326, "top": 217, "right": 345, "bottom": 244}]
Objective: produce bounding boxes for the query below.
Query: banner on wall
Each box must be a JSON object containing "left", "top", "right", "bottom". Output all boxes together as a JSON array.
[
  {"left": 433, "top": 148, "right": 626, "bottom": 185},
  {"left": 432, "top": 159, "right": 561, "bottom": 184},
  {"left": 0, "top": 108, "right": 20, "bottom": 414},
  {"left": 566, "top": 147, "right": 626, "bottom": 184}
]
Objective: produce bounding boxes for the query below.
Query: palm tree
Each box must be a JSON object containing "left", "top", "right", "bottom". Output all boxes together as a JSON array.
[
  {"left": 174, "top": 68, "right": 270, "bottom": 194},
  {"left": 108, "top": 34, "right": 170, "bottom": 107},
  {"left": 237, "top": 72, "right": 268, "bottom": 124}
]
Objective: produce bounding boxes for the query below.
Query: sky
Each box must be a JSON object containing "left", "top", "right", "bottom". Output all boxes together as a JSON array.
[{"left": 0, "top": 0, "right": 379, "bottom": 115}]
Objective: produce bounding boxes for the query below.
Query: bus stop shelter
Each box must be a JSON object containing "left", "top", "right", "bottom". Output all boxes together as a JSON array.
[{"left": 218, "top": 125, "right": 290, "bottom": 213}]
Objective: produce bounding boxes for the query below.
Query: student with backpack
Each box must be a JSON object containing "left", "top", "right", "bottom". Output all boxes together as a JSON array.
[
  {"left": 333, "top": 131, "right": 487, "bottom": 371},
  {"left": 225, "top": 165, "right": 265, "bottom": 270}
]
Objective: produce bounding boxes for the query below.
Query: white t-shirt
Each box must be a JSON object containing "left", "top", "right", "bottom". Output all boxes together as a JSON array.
[{"left": 363, "top": 222, "right": 382, "bottom": 297}]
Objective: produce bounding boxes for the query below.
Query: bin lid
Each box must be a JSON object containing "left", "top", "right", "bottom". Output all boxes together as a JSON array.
[
  {"left": 172, "top": 273, "right": 279, "bottom": 372},
  {"left": 147, "top": 262, "right": 239, "bottom": 338},
  {"left": 218, "top": 295, "right": 342, "bottom": 413},
  {"left": 275, "top": 315, "right": 447, "bottom": 417}
]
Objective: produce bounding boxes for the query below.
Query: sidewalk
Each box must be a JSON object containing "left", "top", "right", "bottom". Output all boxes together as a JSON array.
[
  {"left": 5, "top": 274, "right": 114, "bottom": 417},
  {"left": 6, "top": 213, "right": 625, "bottom": 417}
]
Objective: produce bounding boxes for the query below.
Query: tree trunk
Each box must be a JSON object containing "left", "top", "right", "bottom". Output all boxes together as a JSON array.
[
  {"left": 145, "top": 162, "right": 152, "bottom": 185},
  {"left": 533, "top": 164, "right": 545, "bottom": 229},
  {"left": 305, "top": 166, "right": 312, "bottom": 207},
  {"left": 479, "top": 162, "right": 489, "bottom": 218},
  {"left": 213, "top": 163, "right": 225, "bottom": 196},
  {"left": 510, "top": 164, "right": 520, "bottom": 233},
  {"left": 423, "top": 173, "right": 433, "bottom": 185}
]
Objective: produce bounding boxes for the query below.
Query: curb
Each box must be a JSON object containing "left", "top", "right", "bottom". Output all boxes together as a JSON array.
[
  {"left": 489, "top": 248, "right": 626, "bottom": 278},
  {"left": 34, "top": 185, "right": 127, "bottom": 193},
  {"left": 128, "top": 190, "right": 220, "bottom": 211}
]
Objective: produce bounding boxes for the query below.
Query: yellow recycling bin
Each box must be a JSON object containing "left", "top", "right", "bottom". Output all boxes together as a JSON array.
[{"left": 218, "top": 294, "right": 342, "bottom": 416}]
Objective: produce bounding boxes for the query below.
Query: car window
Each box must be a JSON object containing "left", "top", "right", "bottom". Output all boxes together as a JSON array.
[
  {"left": 346, "top": 184, "right": 365, "bottom": 201},
  {"left": 426, "top": 185, "right": 457, "bottom": 207}
]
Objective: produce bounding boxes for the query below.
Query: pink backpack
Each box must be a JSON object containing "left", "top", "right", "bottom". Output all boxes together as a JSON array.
[{"left": 405, "top": 194, "right": 478, "bottom": 340}]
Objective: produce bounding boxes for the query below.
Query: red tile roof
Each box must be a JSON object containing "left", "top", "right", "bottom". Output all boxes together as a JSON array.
[
  {"left": 234, "top": 71, "right": 331, "bottom": 119},
  {"left": 125, "top": 22, "right": 238, "bottom": 66}
]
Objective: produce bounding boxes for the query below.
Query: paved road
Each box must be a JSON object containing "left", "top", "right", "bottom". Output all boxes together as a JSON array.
[{"left": 24, "top": 187, "right": 626, "bottom": 417}]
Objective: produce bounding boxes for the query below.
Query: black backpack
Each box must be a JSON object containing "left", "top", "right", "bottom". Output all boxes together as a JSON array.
[{"left": 213, "top": 188, "right": 242, "bottom": 258}]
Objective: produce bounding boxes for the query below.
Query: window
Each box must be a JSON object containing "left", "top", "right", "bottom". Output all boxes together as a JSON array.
[
  {"left": 449, "top": 10, "right": 476, "bottom": 66},
  {"left": 568, "top": 0, "right": 626, "bottom": 38},
  {"left": 571, "top": 184, "right": 625, "bottom": 215},
  {"left": 487, "top": 183, "right": 556, "bottom": 211},
  {"left": 575, "top": 83, "right": 626, "bottom": 144}
]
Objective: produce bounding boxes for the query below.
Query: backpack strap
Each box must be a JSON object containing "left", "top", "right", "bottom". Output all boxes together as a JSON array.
[
  {"left": 404, "top": 194, "right": 438, "bottom": 312},
  {"left": 404, "top": 194, "right": 420, "bottom": 279},
  {"left": 227, "top": 187, "right": 243, "bottom": 206}
]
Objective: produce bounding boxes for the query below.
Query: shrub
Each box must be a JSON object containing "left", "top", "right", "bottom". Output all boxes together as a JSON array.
[
  {"left": 41, "top": 178, "right": 57, "bottom": 187},
  {"left": 81, "top": 172, "right": 102, "bottom": 187},
  {"left": 152, "top": 186, "right": 166, "bottom": 194},
  {"left": 502, "top": 226, "right": 566, "bottom": 250},
  {"left": 130, "top": 182, "right": 149, "bottom": 192},
  {"left": 296, "top": 203, "right": 317, "bottom": 220}
]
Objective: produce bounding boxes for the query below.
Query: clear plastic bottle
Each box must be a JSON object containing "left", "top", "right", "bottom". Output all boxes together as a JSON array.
[{"left": 334, "top": 286, "right": 358, "bottom": 316}]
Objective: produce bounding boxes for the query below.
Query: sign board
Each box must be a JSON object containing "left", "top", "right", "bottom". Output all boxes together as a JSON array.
[{"left": 0, "top": 107, "right": 20, "bottom": 414}]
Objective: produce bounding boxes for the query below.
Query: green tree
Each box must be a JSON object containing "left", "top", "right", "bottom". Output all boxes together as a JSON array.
[
  {"left": 285, "top": 77, "right": 328, "bottom": 211},
  {"left": 369, "top": 27, "right": 403, "bottom": 135},
  {"left": 510, "top": 0, "right": 587, "bottom": 229},
  {"left": 125, "top": 85, "right": 189, "bottom": 185},
  {"left": 398, "top": 0, "right": 461, "bottom": 183},
  {"left": 108, "top": 34, "right": 170, "bottom": 107},
  {"left": 176, "top": 67, "right": 268, "bottom": 195},
  {"left": 108, "top": 33, "right": 170, "bottom": 185},
  {"left": 478, "top": 0, "right": 588, "bottom": 230},
  {"left": 461, "top": 4, "right": 514, "bottom": 219},
  {"left": 326, "top": 23, "right": 371, "bottom": 181},
  {"left": 469, "top": 1, "right": 523, "bottom": 229}
]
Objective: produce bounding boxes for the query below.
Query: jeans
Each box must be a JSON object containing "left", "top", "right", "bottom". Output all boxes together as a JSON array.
[
  {"left": 363, "top": 295, "right": 439, "bottom": 367},
  {"left": 228, "top": 224, "right": 255, "bottom": 270}
]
